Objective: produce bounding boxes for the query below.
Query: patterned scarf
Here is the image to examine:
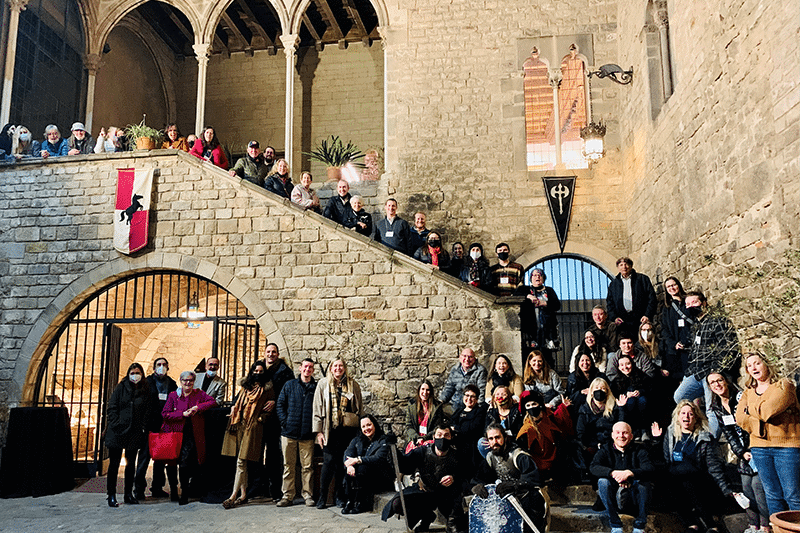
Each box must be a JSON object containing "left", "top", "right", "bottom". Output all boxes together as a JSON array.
[{"left": 329, "top": 375, "right": 352, "bottom": 428}]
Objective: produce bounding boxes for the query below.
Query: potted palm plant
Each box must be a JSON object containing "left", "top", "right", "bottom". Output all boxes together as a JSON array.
[
  {"left": 303, "top": 135, "right": 366, "bottom": 182},
  {"left": 126, "top": 116, "right": 163, "bottom": 151}
]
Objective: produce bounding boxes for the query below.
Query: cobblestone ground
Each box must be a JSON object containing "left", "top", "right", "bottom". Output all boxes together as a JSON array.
[{"left": 0, "top": 492, "right": 409, "bottom": 533}]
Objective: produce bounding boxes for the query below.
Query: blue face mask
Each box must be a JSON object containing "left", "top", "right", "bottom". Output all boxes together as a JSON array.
[{"left": 19, "top": 132, "right": 31, "bottom": 143}]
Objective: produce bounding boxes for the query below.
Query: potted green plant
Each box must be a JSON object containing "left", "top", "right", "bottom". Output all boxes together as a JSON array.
[
  {"left": 126, "top": 116, "right": 163, "bottom": 151},
  {"left": 303, "top": 135, "right": 366, "bottom": 182}
]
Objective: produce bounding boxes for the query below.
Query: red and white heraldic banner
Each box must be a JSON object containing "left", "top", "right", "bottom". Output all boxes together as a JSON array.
[{"left": 114, "top": 168, "right": 154, "bottom": 254}]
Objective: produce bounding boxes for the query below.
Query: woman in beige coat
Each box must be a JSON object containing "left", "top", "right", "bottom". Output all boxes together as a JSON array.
[
  {"left": 312, "top": 358, "right": 363, "bottom": 509},
  {"left": 221, "top": 360, "right": 275, "bottom": 508}
]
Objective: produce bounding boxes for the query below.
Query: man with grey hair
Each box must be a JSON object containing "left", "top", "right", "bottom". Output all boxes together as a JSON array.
[
  {"left": 39, "top": 125, "right": 69, "bottom": 158},
  {"left": 439, "top": 348, "right": 488, "bottom": 408},
  {"left": 342, "top": 195, "right": 373, "bottom": 236}
]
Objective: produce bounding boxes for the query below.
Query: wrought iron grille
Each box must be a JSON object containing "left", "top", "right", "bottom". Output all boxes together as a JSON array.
[{"left": 32, "top": 270, "right": 264, "bottom": 466}]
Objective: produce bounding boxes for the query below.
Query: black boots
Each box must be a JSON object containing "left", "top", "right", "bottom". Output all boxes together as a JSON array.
[
  {"left": 123, "top": 493, "right": 139, "bottom": 504},
  {"left": 107, "top": 494, "right": 118, "bottom": 507}
]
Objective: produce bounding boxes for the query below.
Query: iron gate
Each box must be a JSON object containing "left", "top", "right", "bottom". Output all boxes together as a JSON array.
[{"left": 32, "top": 270, "right": 264, "bottom": 473}]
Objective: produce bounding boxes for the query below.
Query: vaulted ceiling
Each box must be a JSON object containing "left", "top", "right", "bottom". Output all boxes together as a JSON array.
[{"left": 135, "top": 0, "right": 380, "bottom": 58}]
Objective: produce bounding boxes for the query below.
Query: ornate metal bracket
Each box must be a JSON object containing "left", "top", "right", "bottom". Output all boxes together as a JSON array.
[{"left": 587, "top": 64, "right": 634, "bottom": 85}]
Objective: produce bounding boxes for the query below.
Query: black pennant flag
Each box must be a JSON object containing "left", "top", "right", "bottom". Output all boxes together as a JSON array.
[{"left": 542, "top": 176, "right": 576, "bottom": 253}]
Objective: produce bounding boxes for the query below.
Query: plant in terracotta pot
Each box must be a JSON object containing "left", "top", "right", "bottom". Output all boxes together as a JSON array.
[
  {"left": 126, "top": 116, "right": 163, "bottom": 151},
  {"left": 303, "top": 135, "right": 366, "bottom": 182}
]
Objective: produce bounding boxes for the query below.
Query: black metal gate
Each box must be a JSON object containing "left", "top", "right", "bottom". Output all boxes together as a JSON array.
[
  {"left": 32, "top": 270, "right": 264, "bottom": 475},
  {"left": 525, "top": 255, "right": 613, "bottom": 373}
]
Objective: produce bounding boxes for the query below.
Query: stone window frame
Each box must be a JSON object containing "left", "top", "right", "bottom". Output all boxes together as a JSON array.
[{"left": 520, "top": 37, "right": 594, "bottom": 172}]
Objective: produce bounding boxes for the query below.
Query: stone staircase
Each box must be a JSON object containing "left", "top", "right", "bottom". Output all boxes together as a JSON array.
[{"left": 372, "top": 481, "right": 748, "bottom": 533}]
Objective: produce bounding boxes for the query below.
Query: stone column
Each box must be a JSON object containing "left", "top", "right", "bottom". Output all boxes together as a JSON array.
[
  {"left": 83, "top": 53, "right": 101, "bottom": 133},
  {"left": 655, "top": 1, "right": 673, "bottom": 99},
  {"left": 0, "top": 0, "right": 29, "bottom": 126},
  {"left": 548, "top": 68, "right": 563, "bottom": 167},
  {"left": 280, "top": 34, "right": 299, "bottom": 170},
  {"left": 193, "top": 43, "right": 211, "bottom": 136}
]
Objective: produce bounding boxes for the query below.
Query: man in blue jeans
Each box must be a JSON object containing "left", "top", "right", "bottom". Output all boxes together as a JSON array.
[{"left": 590, "top": 422, "right": 654, "bottom": 533}]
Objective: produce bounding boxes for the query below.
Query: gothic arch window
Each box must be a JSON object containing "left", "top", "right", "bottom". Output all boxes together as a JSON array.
[
  {"left": 523, "top": 44, "right": 591, "bottom": 171},
  {"left": 645, "top": 0, "right": 674, "bottom": 119}
]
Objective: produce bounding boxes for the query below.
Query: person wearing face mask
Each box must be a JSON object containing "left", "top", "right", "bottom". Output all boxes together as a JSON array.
[
  {"left": 105, "top": 363, "right": 153, "bottom": 507},
  {"left": 382, "top": 425, "right": 467, "bottom": 533},
  {"left": 471, "top": 423, "right": 546, "bottom": 533},
  {"left": 515, "top": 268, "right": 561, "bottom": 367},
  {"left": 459, "top": 242, "right": 492, "bottom": 289},
  {"left": 489, "top": 242, "right": 524, "bottom": 297},
  {"left": 342, "top": 414, "right": 393, "bottom": 514},
  {"left": 672, "top": 290, "right": 740, "bottom": 437},
  {"left": 413, "top": 231, "right": 451, "bottom": 270},
  {"left": 513, "top": 389, "right": 572, "bottom": 480},
  {"left": 194, "top": 356, "right": 227, "bottom": 404},
  {"left": 221, "top": 360, "right": 273, "bottom": 509},
  {"left": 134, "top": 357, "right": 178, "bottom": 500}
]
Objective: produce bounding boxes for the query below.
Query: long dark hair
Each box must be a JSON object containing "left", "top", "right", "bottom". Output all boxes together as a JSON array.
[
  {"left": 241, "top": 360, "right": 268, "bottom": 390},
  {"left": 360, "top": 414, "right": 385, "bottom": 439},
  {"left": 124, "top": 362, "right": 148, "bottom": 391},
  {"left": 201, "top": 126, "right": 220, "bottom": 150},
  {"left": 663, "top": 276, "right": 686, "bottom": 306}
]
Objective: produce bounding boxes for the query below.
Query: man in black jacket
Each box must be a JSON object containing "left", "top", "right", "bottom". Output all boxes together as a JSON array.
[
  {"left": 323, "top": 179, "right": 352, "bottom": 224},
  {"left": 261, "top": 343, "right": 294, "bottom": 500},
  {"left": 276, "top": 358, "right": 317, "bottom": 507},
  {"left": 605, "top": 257, "right": 657, "bottom": 340},
  {"left": 590, "top": 422, "right": 654, "bottom": 533},
  {"left": 134, "top": 357, "right": 178, "bottom": 500}
]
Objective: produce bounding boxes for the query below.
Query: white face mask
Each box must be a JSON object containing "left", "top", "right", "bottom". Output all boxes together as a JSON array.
[
  {"left": 470, "top": 251, "right": 481, "bottom": 261},
  {"left": 129, "top": 374, "right": 141, "bottom": 383},
  {"left": 205, "top": 370, "right": 216, "bottom": 378},
  {"left": 641, "top": 331, "right": 651, "bottom": 341},
  {"left": 155, "top": 366, "right": 167, "bottom": 376}
]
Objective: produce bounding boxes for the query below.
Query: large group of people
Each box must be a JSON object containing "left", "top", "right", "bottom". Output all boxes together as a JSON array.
[
  {"left": 103, "top": 284, "right": 799, "bottom": 533},
  {"left": 24, "top": 121, "right": 793, "bottom": 531}
]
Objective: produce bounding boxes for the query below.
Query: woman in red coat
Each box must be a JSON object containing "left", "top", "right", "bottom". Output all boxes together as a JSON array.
[
  {"left": 161, "top": 370, "right": 217, "bottom": 504},
  {"left": 189, "top": 126, "right": 228, "bottom": 169}
]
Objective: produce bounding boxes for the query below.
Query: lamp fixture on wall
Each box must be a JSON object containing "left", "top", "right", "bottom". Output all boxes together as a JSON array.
[
  {"left": 580, "top": 121, "right": 606, "bottom": 162},
  {"left": 185, "top": 291, "right": 205, "bottom": 329},
  {"left": 587, "top": 64, "right": 633, "bottom": 85}
]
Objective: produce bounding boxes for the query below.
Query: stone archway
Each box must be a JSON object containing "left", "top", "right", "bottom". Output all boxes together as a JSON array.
[{"left": 14, "top": 253, "right": 283, "bottom": 407}]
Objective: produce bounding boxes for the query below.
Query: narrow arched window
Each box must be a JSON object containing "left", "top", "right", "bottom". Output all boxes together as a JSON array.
[{"left": 645, "top": 0, "right": 674, "bottom": 119}]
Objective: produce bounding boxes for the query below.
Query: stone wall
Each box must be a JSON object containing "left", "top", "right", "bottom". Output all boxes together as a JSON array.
[
  {"left": 0, "top": 151, "right": 517, "bottom": 442},
  {"left": 380, "top": 0, "right": 629, "bottom": 270},
  {"left": 614, "top": 0, "right": 799, "bottom": 348}
]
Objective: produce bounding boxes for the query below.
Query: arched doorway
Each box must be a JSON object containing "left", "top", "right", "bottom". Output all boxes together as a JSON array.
[
  {"left": 31, "top": 270, "right": 266, "bottom": 475},
  {"left": 524, "top": 254, "right": 613, "bottom": 371}
]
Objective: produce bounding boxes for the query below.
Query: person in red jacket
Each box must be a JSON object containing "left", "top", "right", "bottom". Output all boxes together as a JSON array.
[
  {"left": 515, "top": 389, "right": 572, "bottom": 480},
  {"left": 161, "top": 370, "right": 217, "bottom": 504},
  {"left": 189, "top": 126, "right": 228, "bottom": 169}
]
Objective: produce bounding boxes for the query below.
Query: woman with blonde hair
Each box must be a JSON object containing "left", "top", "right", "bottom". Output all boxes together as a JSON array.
[
  {"left": 736, "top": 352, "right": 800, "bottom": 515},
  {"left": 485, "top": 354, "right": 524, "bottom": 403},
  {"left": 653, "top": 400, "right": 740, "bottom": 533},
  {"left": 312, "top": 358, "right": 363, "bottom": 509},
  {"left": 576, "top": 378, "right": 622, "bottom": 457},
  {"left": 523, "top": 349, "right": 564, "bottom": 409}
]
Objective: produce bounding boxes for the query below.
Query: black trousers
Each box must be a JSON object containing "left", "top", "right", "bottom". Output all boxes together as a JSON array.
[
  {"left": 318, "top": 426, "right": 357, "bottom": 505},
  {"left": 107, "top": 447, "right": 138, "bottom": 495}
]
